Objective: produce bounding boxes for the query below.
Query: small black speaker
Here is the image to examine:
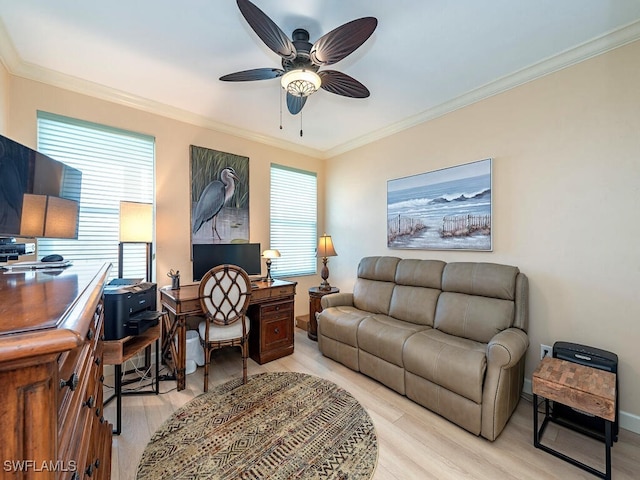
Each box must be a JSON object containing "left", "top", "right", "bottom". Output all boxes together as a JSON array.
[{"left": 552, "top": 341, "right": 619, "bottom": 442}]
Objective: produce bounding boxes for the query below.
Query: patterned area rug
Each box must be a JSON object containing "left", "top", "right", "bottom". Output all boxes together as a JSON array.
[{"left": 136, "top": 372, "right": 378, "bottom": 480}]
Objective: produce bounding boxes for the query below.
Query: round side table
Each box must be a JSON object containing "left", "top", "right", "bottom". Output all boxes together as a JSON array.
[{"left": 308, "top": 286, "right": 339, "bottom": 341}]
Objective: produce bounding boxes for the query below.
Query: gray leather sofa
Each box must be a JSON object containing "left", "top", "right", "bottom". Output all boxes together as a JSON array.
[{"left": 317, "top": 256, "right": 529, "bottom": 441}]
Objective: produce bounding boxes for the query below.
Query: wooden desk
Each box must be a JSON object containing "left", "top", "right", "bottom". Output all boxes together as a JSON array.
[
  {"left": 103, "top": 322, "right": 161, "bottom": 434},
  {"left": 160, "top": 279, "right": 296, "bottom": 390},
  {"left": 533, "top": 357, "right": 616, "bottom": 480}
]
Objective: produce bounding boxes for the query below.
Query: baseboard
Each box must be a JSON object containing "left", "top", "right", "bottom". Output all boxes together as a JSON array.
[{"left": 523, "top": 377, "right": 640, "bottom": 435}]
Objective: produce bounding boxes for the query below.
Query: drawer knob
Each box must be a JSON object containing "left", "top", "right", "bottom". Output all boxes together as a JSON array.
[
  {"left": 70, "top": 472, "right": 80, "bottom": 480},
  {"left": 60, "top": 373, "right": 79, "bottom": 391},
  {"left": 84, "top": 395, "right": 95, "bottom": 409},
  {"left": 85, "top": 463, "right": 94, "bottom": 477},
  {"left": 274, "top": 327, "right": 280, "bottom": 334},
  {"left": 87, "top": 329, "right": 94, "bottom": 341},
  {"left": 94, "top": 356, "right": 102, "bottom": 366}
]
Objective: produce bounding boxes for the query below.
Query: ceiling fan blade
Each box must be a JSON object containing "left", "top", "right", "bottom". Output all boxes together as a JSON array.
[
  {"left": 220, "top": 68, "right": 284, "bottom": 82},
  {"left": 310, "top": 17, "right": 377, "bottom": 66},
  {"left": 319, "top": 70, "right": 370, "bottom": 98},
  {"left": 237, "top": 0, "right": 296, "bottom": 61},
  {"left": 286, "top": 94, "right": 307, "bottom": 115}
]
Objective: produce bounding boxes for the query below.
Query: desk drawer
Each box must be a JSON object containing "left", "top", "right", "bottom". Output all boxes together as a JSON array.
[{"left": 261, "top": 315, "right": 292, "bottom": 350}]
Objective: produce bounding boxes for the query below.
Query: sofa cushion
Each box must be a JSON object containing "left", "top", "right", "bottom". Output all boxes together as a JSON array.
[
  {"left": 403, "top": 329, "right": 487, "bottom": 404},
  {"left": 394, "top": 259, "right": 445, "bottom": 289},
  {"left": 317, "top": 306, "right": 371, "bottom": 348},
  {"left": 434, "top": 292, "right": 515, "bottom": 344},
  {"left": 387, "top": 259, "right": 445, "bottom": 326},
  {"left": 389, "top": 285, "right": 440, "bottom": 326},
  {"left": 358, "top": 314, "right": 428, "bottom": 367},
  {"left": 357, "top": 256, "right": 400, "bottom": 282},
  {"left": 353, "top": 278, "right": 395, "bottom": 315},
  {"left": 442, "top": 262, "right": 519, "bottom": 301}
]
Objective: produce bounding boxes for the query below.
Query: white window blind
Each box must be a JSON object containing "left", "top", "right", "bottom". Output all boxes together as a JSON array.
[
  {"left": 270, "top": 164, "right": 317, "bottom": 277},
  {"left": 36, "top": 112, "right": 155, "bottom": 280}
]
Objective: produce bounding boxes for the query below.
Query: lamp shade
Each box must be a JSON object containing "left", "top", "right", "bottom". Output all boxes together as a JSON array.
[
  {"left": 119, "top": 201, "right": 153, "bottom": 243},
  {"left": 316, "top": 234, "right": 337, "bottom": 258},
  {"left": 262, "top": 249, "right": 281, "bottom": 259},
  {"left": 20, "top": 194, "right": 79, "bottom": 239}
]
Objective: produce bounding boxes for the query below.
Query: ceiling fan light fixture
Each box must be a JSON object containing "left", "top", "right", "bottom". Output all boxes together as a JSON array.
[{"left": 281, "top": 69, "right": 322, "bottom": 97}]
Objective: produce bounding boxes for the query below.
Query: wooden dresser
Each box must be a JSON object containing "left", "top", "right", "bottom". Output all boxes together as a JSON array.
[{"left": 0, "top": 263, "right": 112, "bottom": 480}]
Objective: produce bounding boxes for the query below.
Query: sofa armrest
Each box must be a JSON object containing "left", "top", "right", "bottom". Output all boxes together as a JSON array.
[
  {"left": 486, "top": 327, "right": 529, "bottom": 368},
  {"left": 320, "top": 292, "right": 354, "bottom": 309},
  {"left": 481, "top": 328, "right": 529, "bottom": 440}
]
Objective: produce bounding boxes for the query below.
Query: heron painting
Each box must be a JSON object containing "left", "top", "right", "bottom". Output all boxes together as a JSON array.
[{"left": 190, "top": 146, "right": 249, "bottom": 245}]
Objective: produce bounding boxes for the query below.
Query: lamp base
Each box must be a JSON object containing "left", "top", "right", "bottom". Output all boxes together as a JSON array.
[
  {"left": 265, "top": 259, "right": 274, "bottom": 282},
  {"left": 319, "top": 257, "right": 331, "bottom": 290}
]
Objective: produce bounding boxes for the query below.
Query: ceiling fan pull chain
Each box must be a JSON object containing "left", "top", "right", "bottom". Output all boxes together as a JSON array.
[
  {"left": 279, "top": 87, "right": 283, "bottom": 130},
  {"left": 300, "top": 110, "right": 303, "bottom": 137}
]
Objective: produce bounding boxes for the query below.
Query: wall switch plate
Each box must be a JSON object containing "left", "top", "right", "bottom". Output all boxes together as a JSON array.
[{"left": 540, "top": 344, "right": 552, "bottom": 359}]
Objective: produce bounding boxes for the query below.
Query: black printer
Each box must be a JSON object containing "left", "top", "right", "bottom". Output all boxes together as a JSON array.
[{"left": 103, "top": 279, "right": 161, "bottom": 340}]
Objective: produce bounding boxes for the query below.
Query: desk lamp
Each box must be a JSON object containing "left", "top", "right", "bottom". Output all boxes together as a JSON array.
[
  {"left": 262, "top": 249, "right": 280, "bottom": 282},
  {"left": 316, "top": 233, "right": 337, "bottom": 291},
  {"left": 119, "top": 201, "right": 153, "bottom": 281}
]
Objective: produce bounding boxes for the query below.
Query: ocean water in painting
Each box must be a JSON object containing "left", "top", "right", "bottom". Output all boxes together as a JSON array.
[{"left": 387, "top": 160, "right": 492, "bottom": 250}]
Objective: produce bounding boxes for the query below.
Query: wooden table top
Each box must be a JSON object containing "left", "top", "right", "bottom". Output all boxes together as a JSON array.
[{"left": 533, "top": 356, "right": 616, "bottom": 421}]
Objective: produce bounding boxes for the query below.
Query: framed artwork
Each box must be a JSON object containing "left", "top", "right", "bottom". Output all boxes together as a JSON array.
[
  {"left": 190, "top": 145, "right": 249, "bottom": 245},
  {"left": 387, "top": 158, "right": 492, "bottom": 251}
]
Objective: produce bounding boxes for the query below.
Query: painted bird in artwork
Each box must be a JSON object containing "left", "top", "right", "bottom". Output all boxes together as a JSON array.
[{"left": 192, "top": 167, "right": 239, "bottom": 240}]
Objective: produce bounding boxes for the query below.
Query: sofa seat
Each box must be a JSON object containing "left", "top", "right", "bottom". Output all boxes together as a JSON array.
[
  {"left": 357, "top": 314, "right": 429, "bottom": 394},
  {"left": 317, "top": 305, "right": 371, "bottom": 371},
  {"left": 403, "top": 329, "right": 486, "bottom": 403}
]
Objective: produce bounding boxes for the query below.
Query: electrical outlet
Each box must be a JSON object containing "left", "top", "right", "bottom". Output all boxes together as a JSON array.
[{"left": 540, "top": 344, "right": 552, "bottom": 359}]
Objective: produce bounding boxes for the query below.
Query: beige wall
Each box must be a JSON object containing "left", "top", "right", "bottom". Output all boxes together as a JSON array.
[
  {"left": 5, "top": 75, "right": 326, "bottom": 317},
  {"left": 325, "top": 40, "right": 640, "bottom": 427}
]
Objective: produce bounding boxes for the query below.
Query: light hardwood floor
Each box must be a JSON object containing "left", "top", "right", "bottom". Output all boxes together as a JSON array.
[{"left": 107, "top": 328, "right": 639, "bottom": 480}]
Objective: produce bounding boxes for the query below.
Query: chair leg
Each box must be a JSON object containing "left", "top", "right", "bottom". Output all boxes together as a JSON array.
[
  {"left": 203, "top": 344, "right": 210, "bottom": 392},
  {"left": 242, "top": 341, "right": 248, "bottom": 384}
]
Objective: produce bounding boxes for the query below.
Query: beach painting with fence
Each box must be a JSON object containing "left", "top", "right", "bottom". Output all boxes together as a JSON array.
[{"left": 387, "top": 158, "right": 492, "bottom": 250}]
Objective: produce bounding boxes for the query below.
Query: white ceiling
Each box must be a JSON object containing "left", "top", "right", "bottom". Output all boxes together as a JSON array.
[{"left": 1, "top": 1, "right": 640, "bottom": 158}]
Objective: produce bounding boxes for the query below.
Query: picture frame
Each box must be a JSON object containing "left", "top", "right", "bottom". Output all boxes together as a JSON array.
[
  {"left": 387, "top": 158, "right": 492, "bottom": 251},
  {"left": 190, "top": 145, "right": 249, "bottom": 245}
]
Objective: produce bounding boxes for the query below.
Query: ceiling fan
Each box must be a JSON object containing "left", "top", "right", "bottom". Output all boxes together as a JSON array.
[{"left": 220, "top": 0, "right": 378, "bottom": 121}]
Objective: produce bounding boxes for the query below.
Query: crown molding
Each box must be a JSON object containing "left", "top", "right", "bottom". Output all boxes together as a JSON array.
[
  {"left": 2, "top": 19, "right": 639, "bottom": 160},
  {"left": 326, "top": 19, "right": 640, "bottom": 158}
]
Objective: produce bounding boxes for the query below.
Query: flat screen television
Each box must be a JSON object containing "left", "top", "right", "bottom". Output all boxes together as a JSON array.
[
  {"left": 192, "top": 243, "right": 262, "bottom": 281},
  {"left": 0, "top": 133, "right": 82, "bottom": 240}
]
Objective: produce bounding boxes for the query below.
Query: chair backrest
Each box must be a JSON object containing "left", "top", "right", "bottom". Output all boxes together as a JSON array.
[{"left": 198, "top": 264, "right": 252, "bottom": 326}]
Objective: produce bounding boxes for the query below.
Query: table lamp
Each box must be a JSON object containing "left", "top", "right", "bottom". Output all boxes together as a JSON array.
[
  {"left": 20, "top": 194, "right": 79, "bottom": 239},
  {"left": 316, "top": 233, "right": 337, "bottom": 290},
  {"left": 262, "top": 249, "right": 280, "bottom": 282},
  {"left": 119, "top": 201, "right": 153, "bottom": 281}
]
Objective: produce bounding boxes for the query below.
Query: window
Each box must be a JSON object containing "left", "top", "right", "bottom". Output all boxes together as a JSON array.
[
  {"left": 270, "top": 164, "right": 317, "bottom": 277},
  {"left": 36, "top": 112, "right": 155, "bottom": 280}
]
